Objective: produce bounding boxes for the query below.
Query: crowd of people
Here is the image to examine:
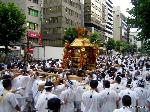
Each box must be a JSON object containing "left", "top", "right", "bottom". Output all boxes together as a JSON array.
[{"left": 0, "top": 54, "right": 150, "bottom": 112}]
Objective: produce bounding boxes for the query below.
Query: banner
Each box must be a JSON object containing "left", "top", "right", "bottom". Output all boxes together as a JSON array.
[{"left": 39, "top": 32, "right": 43, "bottom": 46}]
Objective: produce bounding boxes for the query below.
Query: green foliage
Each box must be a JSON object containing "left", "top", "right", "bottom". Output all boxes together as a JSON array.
[
  {"left": 105, "top": 38, "right": 137, "bottom": 54},
  {"left": 0, "top": 2, "right": 26, "bottom": 54},
  {"left": 138, "top": 41, "right": 150, "bottom": 55},
  {"left": 64, "top": 27, "right": 77, "bottom": 43},
  {"left": 115, "top": 40, "right": 122, "bottom": 52},
  {"left": 120, "top": 41, "right": 137, "bottom": 54},
  {"left": 106, "top": 38, "right": 116, "bottom": 50},
  {"left": 90, "top": 32, "right": 101, "bottom": 43},
  {"left": 127, "top": 0, "right": 150, "bottom": 42}
]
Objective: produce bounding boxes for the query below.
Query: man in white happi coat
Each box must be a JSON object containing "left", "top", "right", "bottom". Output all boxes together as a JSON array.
[
  {"left": 110, "top": 75, "right": 125, "bottom": 93},
  {"left": 60, "top": 80, "right": 75, "bottom": 112},
  {"left": 31, "top": 72, "right": 46, "bottom": 105},
  {"left": 75, "top": 82, "right": 87, "bottom": 112},
  {"left": 82, "top": 80, "right": 100, "bottom": 112},
  {"left": 113, "top": 95, "right": 132, "bottom": 112},
  {"left": 98, "top": 80, "right": 119, "bottom": 112},
  {"left": 119, "top": 78, "right": 139, "bottom": 112},
  {"left": 35, "top": 81, "right": 57, "bottom": 112},
  {"left": 12, "top": 71, "right": 31, "bottom": 111},
  {"left": 134, "top": 79, "right": 150, "bottom": 112},
  {"left": 0, "top": 79, "right": 20, "bottom": 112}
]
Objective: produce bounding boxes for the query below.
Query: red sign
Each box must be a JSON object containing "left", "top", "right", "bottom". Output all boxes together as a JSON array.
[
  {"left": 27, "top": 31, "right": 39, "bottom": 38},
  {"left": 27, "top": 47, "right": 33, "bottom": 53}
]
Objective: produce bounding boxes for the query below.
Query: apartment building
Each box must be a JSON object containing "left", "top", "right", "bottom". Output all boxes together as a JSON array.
[
  {"left": 129, "top": 29, "right": 141, "bottom": 48},
  {"left": 1, "top": 0, "right": 42, "bottom": 45},
  {"left": 113, "top": 6, "right": 129, "bottom": 41},
  {"left": 42, "top": 0, "right": 82, "bottom": 47},
  {"left": 84, "top": 0, "right": 106, "bottom": 37},
  {"left": 105, "top": 0, "right": 113, "bottom": 39}
]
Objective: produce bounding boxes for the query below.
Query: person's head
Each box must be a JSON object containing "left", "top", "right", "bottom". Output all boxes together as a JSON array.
[
  {"left": 126, "top": 77, "right": 132, "bottom": 88},
  {"left": 44, "top": 81, "right": 54, "bottom": 92},
  {"left": 122, "top": 95, "right": 132, "bottom": 107},
  {"left": 2, "top": 75, "right": 12, "bottom": 80},
  {"left": 90, "top": 80, "right": 98, "bottom": 89},
  {"left": 146, "top": 74, "right": 150, "bottom": 81},
  {"left": 115, "top": 75, "right": 121, "bottom": 84},
  {"left": 137, "top": 79, "right": 145, "bottom": 88},
  {"left": 2, "top": 79, "right": 12, "bottom": 90},
  {"left": 103, "top": 80, "right": 110, "bottom": 88},
  {"left": 47, "top": 97, "right": 61, "bottom": 112}
]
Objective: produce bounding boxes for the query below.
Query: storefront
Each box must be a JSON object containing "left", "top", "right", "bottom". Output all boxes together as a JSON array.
[{"left": 27, "top": 31, "right": 40, "bottom": 53}]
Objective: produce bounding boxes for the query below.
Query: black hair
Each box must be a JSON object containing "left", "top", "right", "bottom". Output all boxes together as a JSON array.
[
  {"left": 146, "top": 75, "right": 150, "bottom": 81},
  {"left": 45, "top": 81, "right": 54, "bottom": 91},
  {"left": 122, "top": 95, "right": 132, "bottom": 106},
  {"left": 126, "top": 77, "right": 132, "bottom": 88},
  {"left": 2, "top": 75, "right": 12, "bottom": 80},
  {"left": 90, "top": 80, "right": 98, "bottom": 89},
  {"left": 2, "top": 79, "right": 12, "bottom": 89},
  {"left": 115, "top": 76, "right": 121, "bottom": 84},
  {"left": 47, "top": 97, "right": 61, "bottom": 112},
  {"left": 103, "top": 80, "right": 110, "bottom": 88}
]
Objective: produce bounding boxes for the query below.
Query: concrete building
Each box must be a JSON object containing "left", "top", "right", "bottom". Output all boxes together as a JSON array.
[
  {"left": 42, "top": 0, "right": 82, "bottom": 47},
  {"left": 1, "top": 0, "right": 43, "bottom": 45},
  {"left": 113, "top": 6, "right": 129, "bottom": 41},
  {"left": 105, "top": 0, "right": 113, "bottom": 39},
  {"left": 129, "top": 29, "right": 141, "bottom": 48},
  {"left": 84, "top": 0, "right": 106, "bottom": 39}
]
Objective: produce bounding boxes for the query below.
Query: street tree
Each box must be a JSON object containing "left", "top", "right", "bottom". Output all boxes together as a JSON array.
[
  {"left": 115, "top": 40, "right": 122, "bottom": 52},
  {"left": 64, "top": 27, "right": 77, "bottom": 43},
  {"left": 90, "top": 32, "right": 102, "bottom": 46},
  {"left": 0, "top": 2, "right": 26, "bottom": 55},
  {"left": 106, "top": 38, "right": 116, "bottom": 51},
  {"left": 127, "top": 0, "right": 150, "bottom": 42}
]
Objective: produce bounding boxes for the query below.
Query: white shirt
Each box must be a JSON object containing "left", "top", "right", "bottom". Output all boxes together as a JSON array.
[
  {"left": 0, "top": 89, "right": 19, "bottom": 112},
  {"left": 82, "top": 90, "right": 100, "bottom": 112},
  {"left": 98, "top": 88, "right": 118, "bottom": 112},
  {"left": 134, "top": 87, "right": 149, "bottom": 108},
  {"left": 75, "top": 85, "right": 86, "bottom": 101},
  {"left": 113, "top": 107, "right": 132, "bottom": 112},
  {"left": 60, "top": 88, "right": 75, "bottom": 112},
  {"left": 119, "top": 88, "right": 138, "bottom": 112},
  {"left": 0, "top": 81, "right": 4, "bottom": 95},
  {"left": 31, "top": 79, "right": 46, "bottom": 104},
  {"left": 12, "top": 75, "right": 31, "bottom": 98},
  {"left": 110, "top": 83, "right": 125, "bottom": 93},
  {"left": 52, "top": 84, "right": 66, "bottom": 97},
  {"left": 35, "top": 91, "right": 57, "bottom": 112}
]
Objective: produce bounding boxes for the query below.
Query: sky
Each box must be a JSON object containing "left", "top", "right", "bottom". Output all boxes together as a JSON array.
[{"left": 113, "top": 0, "right": 133, "bottom": 17}]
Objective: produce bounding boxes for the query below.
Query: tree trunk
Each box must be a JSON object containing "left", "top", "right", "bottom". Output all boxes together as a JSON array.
[{"left": 4, "top": 45, "right": 10, "bottom": 64}]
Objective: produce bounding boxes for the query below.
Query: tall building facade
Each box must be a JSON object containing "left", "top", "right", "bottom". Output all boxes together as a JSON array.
[
  {"left": 113, "top": 6, "right": 129, "bottom": 41},
  {"left": 129, "top": 29, "right": 141, "bottom": 48},
  {"left": 105, "top": 0, "right": 113, "bottom": 39},
  {"left": 1, "top": 0, "right": 42, "bottom": 45},
  {"left": 84, "top": 0, "right": 106, "bottom": 37},
  {"left": 42, "top": 0, "right": 82, "bottom": 47}
]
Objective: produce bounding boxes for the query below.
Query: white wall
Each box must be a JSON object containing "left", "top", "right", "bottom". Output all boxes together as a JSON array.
[{"left": 33, "top": 46, "right": 64, "bottom": 60}]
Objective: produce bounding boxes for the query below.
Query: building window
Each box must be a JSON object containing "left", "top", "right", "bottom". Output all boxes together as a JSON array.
[
  {"left": 49, "top": 17, "right": 61, "bottom": 24},
  {"left": 66, "top": 18, "right": 69, "bottom": 24},
  {"left": 33, "top": 0, "right": 38, "bottom": 4},
  {"left": 28, "top": 8, "right": 39, "bottom": 17},
  {"left": 27, "top": 22, "right": 38, "bottom": 30}
]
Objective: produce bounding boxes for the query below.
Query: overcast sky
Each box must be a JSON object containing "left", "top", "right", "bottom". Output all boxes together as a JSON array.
[{"left": 113, "top": 0, "right": 133, "bottom": 17}]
